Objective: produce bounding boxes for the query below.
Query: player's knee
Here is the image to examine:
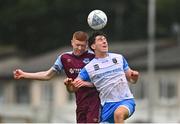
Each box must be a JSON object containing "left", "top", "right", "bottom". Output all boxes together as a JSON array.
[
  {"left": 114, "top": 110, "right": 125, "bottom": 120},
  {"left": 114, "top": 107, "right": 129, "bottom": 121}
]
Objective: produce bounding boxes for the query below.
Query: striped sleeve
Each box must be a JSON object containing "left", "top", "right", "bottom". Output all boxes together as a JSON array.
[
  {"left": 52, "top": 56, "right": 63, "bottom": 72},
  {"left": 78, "top": 68, "right": 91, "bottom": 82},
  {"left": 122, "top": 56, "right": 129, "bottom": 71}
]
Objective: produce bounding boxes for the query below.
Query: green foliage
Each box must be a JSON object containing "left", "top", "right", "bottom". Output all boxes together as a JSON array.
[
  {"left": 0, "top": 0, "right": 180, "bottom": 55},
  {"left": 156, "top": 0, "right": 180, "bottom": 37}
]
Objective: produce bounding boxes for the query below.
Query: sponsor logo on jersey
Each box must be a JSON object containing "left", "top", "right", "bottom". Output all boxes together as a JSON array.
[
  {"left": 112, "top": 58, "right": 118, "bottom": 64},
  {"left": 69, "top": 68, "right": 81, "bottom": 74},
  {"left": 93, "top": 64, "right": 100, "bottom": 71}
]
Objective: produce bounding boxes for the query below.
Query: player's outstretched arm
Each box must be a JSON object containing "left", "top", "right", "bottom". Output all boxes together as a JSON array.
[
  {"left": 13, "top": 67, "right": 56, "bottom": 81},
  {"left": 125, "top": 68, "right": 139, "bottom": 84}
]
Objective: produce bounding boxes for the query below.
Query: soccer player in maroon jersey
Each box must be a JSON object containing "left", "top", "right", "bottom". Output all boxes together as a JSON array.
[{"left": 13, "top": 31, "right": 100, "bottom": 123}]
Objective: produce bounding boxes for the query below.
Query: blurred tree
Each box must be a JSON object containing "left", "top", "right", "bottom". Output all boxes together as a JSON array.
[
  {"left": 0, "top": 0, "right": 179, "bottom": 55},
  {"left": 107, "top": 0, "right": 147, "bottom": 40},
  {"left": 156, "top": 0, "right": 180, "bottom": 37}
]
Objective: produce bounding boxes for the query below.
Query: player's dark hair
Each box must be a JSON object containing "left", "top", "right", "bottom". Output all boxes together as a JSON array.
[{"left": 88, "top": 31, "right": 107, "bottom": 52}]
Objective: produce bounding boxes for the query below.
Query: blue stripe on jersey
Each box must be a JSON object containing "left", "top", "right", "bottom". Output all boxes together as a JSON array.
[
  {"left": 123, "top": 56, "right": 129, "bottom": 71},
  {"left": 79, "top": 68, "right": 91, "bottom": 82},
  {"left": 52, "top": 57, "right": 63, "bottom": 72}
]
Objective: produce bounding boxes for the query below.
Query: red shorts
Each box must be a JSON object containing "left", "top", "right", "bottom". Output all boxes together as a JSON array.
[{"left": 75, "top": 88, "right": 101, "bottom": 123}]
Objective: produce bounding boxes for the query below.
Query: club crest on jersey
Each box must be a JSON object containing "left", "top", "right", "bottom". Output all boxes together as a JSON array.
[
  {"left": 93, "top": 64, "right": 100, "bottom": 71},
  {"left": 67, "top": 59, "right": 71, "bottom": 63},
  {"left": 112, "top": 58, "right": 118, "bottom": 64},
  {"left": 83, "top": 58, "right": 90, "bottom": 64}
]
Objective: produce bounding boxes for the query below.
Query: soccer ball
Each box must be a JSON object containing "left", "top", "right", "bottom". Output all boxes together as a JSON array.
[{"left": 87, "top": 10, "right": 107, "bottom": 30}]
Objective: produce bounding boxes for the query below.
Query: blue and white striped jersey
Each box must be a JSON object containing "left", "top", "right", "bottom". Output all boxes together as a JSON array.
[{"left": 78, "top": 53, "right": 134, "bottom": 105}]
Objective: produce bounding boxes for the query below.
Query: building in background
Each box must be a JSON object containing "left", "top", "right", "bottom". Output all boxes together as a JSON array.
[{"left": 0, "top": 39, "right": 180, "bottom": 123}]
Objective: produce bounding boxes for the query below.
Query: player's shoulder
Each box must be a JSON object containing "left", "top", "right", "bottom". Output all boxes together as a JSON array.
[
  {"left": 87, "top": 49, "right": 94, "bottom": 54},
  {"left": 108, "top": 52, "right": 123, "bottom": 58},
  {"left": 84, "top": 50, "right": 95, "bottom": 56},
  {"left": 79, "top": 50, "right": 95, "bottom": 60},
  {"left": 61, "top": 51, "right": 73, "bottom": 55},
  {"left": 83, "top": 58, "right": 96, "bottom": 72},
  {"left": 58, "top": 51, "right": 73, "bottom": 58}
]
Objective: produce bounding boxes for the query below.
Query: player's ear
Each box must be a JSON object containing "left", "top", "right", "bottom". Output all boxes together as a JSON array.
[
  {"left": 71, "top": 40, "right": 74, "bottom": 45},
  {"left": 91, "top": 44, "right": 95, "bottom": 50}
]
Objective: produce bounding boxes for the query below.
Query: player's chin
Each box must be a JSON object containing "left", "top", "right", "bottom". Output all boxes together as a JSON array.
[
  {"left": 77, "top": 52, "right": 84, "bottom": 56},
  {"left": 74, "top": 50, "right": 83, "bottom": 56}
]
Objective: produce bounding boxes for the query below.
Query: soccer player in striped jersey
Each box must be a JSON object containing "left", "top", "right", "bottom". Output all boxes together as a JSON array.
[
  {"left": 71, "top": 31, "right": 139, "bottom": 123},
  {"left": 13, "top": 31, "right": 101, "bottom": 123}
]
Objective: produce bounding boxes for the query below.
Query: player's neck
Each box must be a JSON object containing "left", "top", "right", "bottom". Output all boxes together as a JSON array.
[{"left": 95, "top": 52, "right": 108, "bottom": 58}]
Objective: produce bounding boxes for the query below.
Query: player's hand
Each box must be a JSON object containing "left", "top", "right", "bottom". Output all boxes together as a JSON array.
[
  {"left": 64, "top": 78, "right": 78, "bottom": 92},
  {"left": 130, "top": 70, "right": 139, "bottom": 84},
  {"left": 64, "top": 78, "right": 73, "bottom": 86},
  {"left": 13, "top": 69, "right": 24, "bottom": 79}
]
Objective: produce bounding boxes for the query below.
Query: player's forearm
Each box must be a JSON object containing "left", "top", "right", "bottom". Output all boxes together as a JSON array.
[
  {"left": 72, "top": 79, "right": 94, "bottom": 88},
  {"left": 82, "top": 81, "right": 94, "bottom": 87},
  {"left": 22, "top": 71, "right": 52, "bottom": 80}
]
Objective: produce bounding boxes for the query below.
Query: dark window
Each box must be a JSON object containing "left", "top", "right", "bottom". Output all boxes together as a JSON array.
[
  {"left": 15, "top": 81, "right": 30, "bottom": 104},
  {"left": 41, "top": 82, "right": 53, "bottom": 104},
  {"left": 0, "top": 83, "right": 5, "bottom": 104},
  {"left": 159, "top": 78, "right": 177, "bottom": 100}
]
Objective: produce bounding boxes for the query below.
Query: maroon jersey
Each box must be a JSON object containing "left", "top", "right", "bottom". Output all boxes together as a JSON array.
[{"left": 52, "top": 50, "right": 100, "bottom": 123}]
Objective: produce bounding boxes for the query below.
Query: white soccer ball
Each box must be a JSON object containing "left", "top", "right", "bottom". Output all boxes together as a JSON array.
[{"left": 87, "top": 10, "right": 107, "bottom": 30}]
